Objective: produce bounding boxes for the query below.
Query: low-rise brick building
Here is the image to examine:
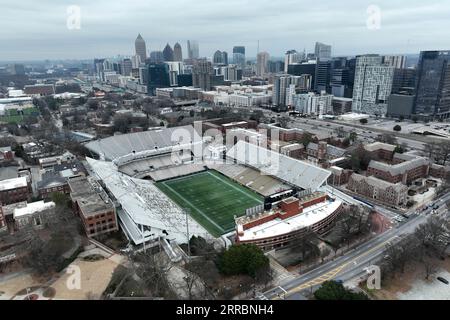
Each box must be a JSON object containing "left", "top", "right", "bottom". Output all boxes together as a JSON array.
[
  {"left": 69, "top": 176, "right": 118, "bottom": 238},
  {"left": 364, "top": 142, "right": 396, "bottom": 161},
  {"left": 0, "top": 176, "right": 31, "bottom": 205},
  {"left": 347, "top": 173, "right": 408, "bottom": 206},
  {"left": 367, "top": 156, "right": 430, "bottom": 184}
]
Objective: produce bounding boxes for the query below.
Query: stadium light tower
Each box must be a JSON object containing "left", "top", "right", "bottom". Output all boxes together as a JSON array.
[{"left": 184, "top": 208, "right": 191, "bottom": 260}]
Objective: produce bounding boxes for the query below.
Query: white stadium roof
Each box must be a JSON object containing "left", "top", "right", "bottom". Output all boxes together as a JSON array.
[
  {"left": 86, "top": 158, "right": 211, "bottom": 244},
  {"left": 227, "top": 141, "right": 331, "bottom": 191},
  {"left": 85, "top": 125, "right": 202, "bottom": 161}
]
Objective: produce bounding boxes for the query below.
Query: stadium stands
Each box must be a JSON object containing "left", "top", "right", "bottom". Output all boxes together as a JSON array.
[
  {"left": 227, "top": 141, "right": 331, "bottom": 191},
  {"left": 210, "top": 163, "right": 291, "bottom": 197},
  {"left": 86, "top": 158, "right": 211, "bottom": 245},
  {"left": 85, "top": 125, "right": 202, "bottom": 161}
]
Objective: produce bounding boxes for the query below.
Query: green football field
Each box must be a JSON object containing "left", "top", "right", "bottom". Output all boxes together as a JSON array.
[{"left": 155, "top": 170, "right": 263, "bottom": 237}]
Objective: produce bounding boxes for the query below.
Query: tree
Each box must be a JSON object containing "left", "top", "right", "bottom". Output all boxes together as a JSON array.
[
  {"left": 299, "top": 132, "right": 315, "bottom": 148},
  {"left": 377, "top": 133, "right": 397, "bottom": 145},
  {"left": 359, "top": 118, "right": 368, "bottom": 124},
  {"left": 133, "top": 252, "right": 174, "bottom": 298},
  {"left": 349, "top": 131, "right": 357, "bottom": 143},
  {"left": 337, "top": 205, "right": 371, "bottom": 248},
  {"left": 424, "top": 141, "right": 438, "bottom": 160},
  {"left": 437, "top": 141, "right": 450, "bottom": 165},
  {"left": 278, "top": 116, "right": 289, "bottom": 129},
  {"left": 314, "top": 281, "right": 368, "bottom": 300},
  {"left": 393, "top": 125, "right": 402, "bottom": 132},
  {"left": 218, "top": 244, "right": 269, "bottom": 278}
]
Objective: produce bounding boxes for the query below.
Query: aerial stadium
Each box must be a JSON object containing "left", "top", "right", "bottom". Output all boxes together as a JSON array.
[{"left": 85, "top": 125, "right": 345, "bottom": 248}]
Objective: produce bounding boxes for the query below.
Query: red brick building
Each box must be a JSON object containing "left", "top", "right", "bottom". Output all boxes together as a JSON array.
[
  {"left": 235, "top": 192, "right": 343, "bottom": 251},
  {"left": 364, "top": 142, "right": 396, "bottom": 161},
  {"left": 367, "top": 157, "right": 430, "bottom": 184},
  {"left": 69, "top": 176, "right": 118, "bottom": 238},
  {"left": 0, "top": 177, "right": 30, "bottom": 205}
]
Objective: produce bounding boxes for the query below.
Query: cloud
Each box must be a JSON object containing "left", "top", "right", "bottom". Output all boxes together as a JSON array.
[{"left": 0, "top": 0, "right": 449, "bottom": 60}]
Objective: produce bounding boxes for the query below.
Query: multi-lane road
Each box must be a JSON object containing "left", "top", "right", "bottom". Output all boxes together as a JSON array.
[{"left": 258, "top": 192, "right": 450, "bottom": 300}]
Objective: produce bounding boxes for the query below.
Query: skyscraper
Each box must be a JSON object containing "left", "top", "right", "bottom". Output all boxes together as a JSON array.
[
  {"left": 383, "top": 55, "right": 407, "bottom": 69},
  {"left": 314, "top": 42, "right": 332, "bottom": 60},
  {"left": 120, "top": 58, "right": 132, "bottom": 76},
  {"left": 163, "top": 43, "right": 174, "bottom": 61},
  {"left": 256, "top": 52, "right": 270, "bottom": 77},
  {"left": 147, "top": 63, "right": 170, "bottom": 95},
  {"left": 213, "top": 50, "right": 224, "bottom": 64},
  {"left": 173, "top": 42, "right": 183, "bottom": 61},
  {"left": 273, "top": 75, "right": 293, "bottom": 109},
  {"left": 352, "top": 55, "right": 394, "bottom": 115},
  {"left": 135, "top": 34, "right": 147, "bottom": 63},
  {"left": 149, "top": 51, "right": 164, "bottom": 64},
  {"left": 222, "top": 51, "right": 228, "bottom": 65},
  {"left": 315, "top": 60, "right": 332, "bottom": 92},
  {"left": 414, "top": 50, "right": 450, "bottom": 118},
  {"left": 187, "top": 40, "right": 199, "bottom": 59},
  {"left": 233, "top": 46, "right": 246, "bottom": 68},
  {"left": 192, "top": 59, "right": 214, "bottom": 91},
  {"left": 284, "top": 50, "right": 301, "bottom": 73}
]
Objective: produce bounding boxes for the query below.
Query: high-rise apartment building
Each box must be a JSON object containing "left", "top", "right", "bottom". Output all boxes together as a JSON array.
[
  {"left": 120, "top": 58, "right": 132, "bottom": 76},
  {"left": 256, "top": 52, "right": 270, "bottom": 77},
  {"left": 383, "top": 55, "right": 407, "bottom": 69},
  {"left": 192, "top": 59, "right": 214, "bottom": 91},
  {"left": 284, "top": 50, "right": 301, "bottom": 73},
  {"left": 352, "top": 55, "right": 394, "bottom": 115}
]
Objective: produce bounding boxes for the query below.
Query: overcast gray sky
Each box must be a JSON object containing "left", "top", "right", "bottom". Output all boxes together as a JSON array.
[{"left": 1, "top": 0, "right": 449, "bottom": 61}]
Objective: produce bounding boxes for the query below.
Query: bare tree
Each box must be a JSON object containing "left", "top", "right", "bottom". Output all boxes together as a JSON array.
[
  {"left": 132, "top": 252, "right": 174, "bottom": 298},
  {"left": 437, "top": 141, "right": 450, "bottom": 165},
  {"left": 424, "top": 141, "right": 438, "bottom": 160}
]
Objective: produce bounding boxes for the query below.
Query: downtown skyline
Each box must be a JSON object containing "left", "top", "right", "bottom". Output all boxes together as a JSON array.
[{"left": 1, "top": 0, "right": 450, "bottom": 60}]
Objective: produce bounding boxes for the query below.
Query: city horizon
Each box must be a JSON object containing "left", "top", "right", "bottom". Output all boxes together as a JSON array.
[{"left": 1, "top": 1, "right": 450, "bottom": 60}]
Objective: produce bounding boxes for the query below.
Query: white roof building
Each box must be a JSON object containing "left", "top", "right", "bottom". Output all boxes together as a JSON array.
[
  {"left": 0, "top": 176, "right": 28, "bottom": 192},
  {"left": 13, "top": 200, "right": 55, "bottom": 219}
]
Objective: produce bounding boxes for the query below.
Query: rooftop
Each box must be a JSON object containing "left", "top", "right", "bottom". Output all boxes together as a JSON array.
[
  {"left": 237, "top": 197, "right": 342, "bottom": 242},
  {"left": 351, "top": 173, "right": 407, "bottom": 192},
  {"left": 368, "top": 157, "right": 429, "bottom": 176},
  {"left": 364, "top": 142, "right": 396, "bottom": 152},
  {"left": 0, "top": 176, "right": 27, "bottom": 192},
  {"left": 13, "top": 200, "right": 55, "bottom": 218}
]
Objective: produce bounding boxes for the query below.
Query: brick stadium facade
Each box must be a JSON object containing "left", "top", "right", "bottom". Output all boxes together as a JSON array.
[{"left": 235, "top": 192, "right": 344, "bottom": 251}]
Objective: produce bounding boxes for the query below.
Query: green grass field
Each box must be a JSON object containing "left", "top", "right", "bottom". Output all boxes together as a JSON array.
[{"left": 155, "top": 170, "right": 263, "bottom": 237}]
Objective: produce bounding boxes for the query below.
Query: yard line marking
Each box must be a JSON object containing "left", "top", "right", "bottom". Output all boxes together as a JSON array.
[
  {"left": 161, "top": 181, "right": 225, "bottom": 233},
  {"left": 207, "top": 171, "right": 263, "bottom": 203}
]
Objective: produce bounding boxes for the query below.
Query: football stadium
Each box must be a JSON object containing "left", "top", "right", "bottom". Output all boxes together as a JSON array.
[
  {"left": 156, "top": 170, "right": 263, "bottom": 237},
  {"left": 85, "top": 125, "right": 345, "bottom": 249}
]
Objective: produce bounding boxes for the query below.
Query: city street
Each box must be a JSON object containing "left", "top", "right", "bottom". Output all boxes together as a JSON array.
[{"left": 260, "top": 191, "right": 450, "bottom": 300}]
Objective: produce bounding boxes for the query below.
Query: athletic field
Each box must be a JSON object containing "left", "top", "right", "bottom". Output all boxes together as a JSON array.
[{"left": 155, "top": 170, "right": 263, "bottom": 237}]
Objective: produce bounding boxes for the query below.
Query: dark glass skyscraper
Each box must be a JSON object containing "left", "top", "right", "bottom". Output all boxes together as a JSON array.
[
  {"left": 414, "top": 50, "right": 450, "bottom": 118},
  {"left": 147, "top": 63, "right": 170, "bottom": 95},
  {"left": 163, "top": 43, "right": 174, "bottom": 61}
]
